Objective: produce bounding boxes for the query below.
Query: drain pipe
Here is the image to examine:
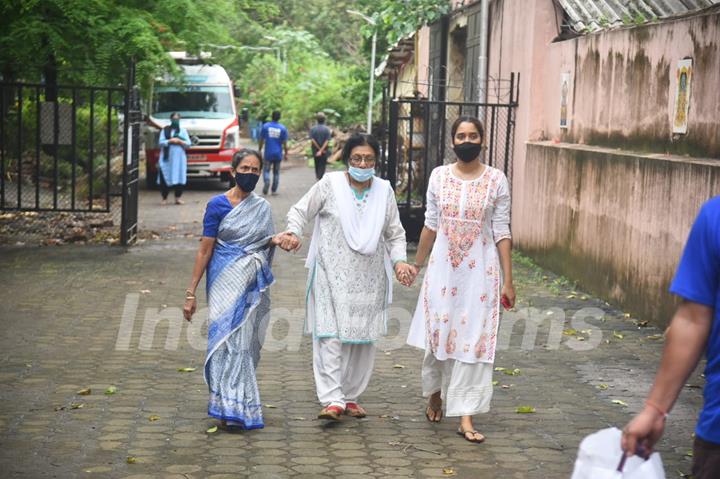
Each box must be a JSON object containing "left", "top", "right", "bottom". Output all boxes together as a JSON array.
[{"left": 476, "top": 0, "right": 490, "bottom": 104}]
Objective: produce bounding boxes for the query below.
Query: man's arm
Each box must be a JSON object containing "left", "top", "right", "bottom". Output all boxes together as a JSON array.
[{"left": 622, "top": 301, "right": 712, "bottom": 455}]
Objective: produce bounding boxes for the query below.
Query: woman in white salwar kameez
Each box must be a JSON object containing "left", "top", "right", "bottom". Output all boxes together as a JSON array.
[
  {"left": 407, "top": 116, "right": 516, "bottom": 443},
  {"left": 280, "top": 133, "right": 414, "bottom": 421}
]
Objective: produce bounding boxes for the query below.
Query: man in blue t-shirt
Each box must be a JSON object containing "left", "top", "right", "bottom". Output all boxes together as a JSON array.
[
  {"left": 623, "top": 196, "right": 720, "bottom": 478},
  {"left": 258, "top": 110, "right": 288, "bottom": 195}
]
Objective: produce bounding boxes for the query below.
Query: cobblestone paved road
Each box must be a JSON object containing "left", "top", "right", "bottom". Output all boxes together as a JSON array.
[{"left": 0, "top": 158, "right": 705, "bottom": 478}]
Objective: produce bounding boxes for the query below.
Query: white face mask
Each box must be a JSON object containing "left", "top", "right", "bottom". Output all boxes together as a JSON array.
[{"left": 348, "top": 166, "right": 375, "bottom": 182}]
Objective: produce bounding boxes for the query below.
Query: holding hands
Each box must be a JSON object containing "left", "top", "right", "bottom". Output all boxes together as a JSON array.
[
  {"left": 395, "top": 262, "right": 419, "bottom": 287},
  {"left": 271, "top": 231, "right": 302, "bottom": 252}
]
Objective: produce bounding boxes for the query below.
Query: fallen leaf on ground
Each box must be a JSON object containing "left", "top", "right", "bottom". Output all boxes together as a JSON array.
[
  {"left": 442, "top": 467, "right": 456, "bottom": 476},
  {"left": 70, "top": 403, "right": 84, "bottom": 409},
  {"left": 104, "top": 386, "right": 117, "bottom": 395},
  {"left": 77, "top": 388, "right": 91, "bottom": 396},
  {"left": 501, "top": 384, "right": 512, "bottom": 389},
  {"left": 566, "top": 294, "right": 576, "bottom": 299},
  {"left": 291, "top": 417, "right": 306, "bottom": 421},
  {"left": 492, "top": 380, "right": 499, "bottom": 386},
  {"left": 494, "top": 367, "right": 506, "bottom": 372},
  {"left": 516, "top": 406, "right": 536, "bottom": 414},
  {"left": 504, "top": 368, "right": 521, "bottom": 376},
  {"left": 612, "top": 400, "right": 628, "bottom": 406},
  {"left": 139, "top": 289, "right": 151, "bottom": 294},
  {"left": 646, "top": 334, "right": 663, "bottom": 341},
  {"left": 563, "top": 329, "right": 578, "bottom": 336},
  {"left": 392, "top": 364, "right": 405, "bottom": 369},
  {"left": 581, "top": 296, "right": 589, "bottom": 300},
  {"left": 126, "top": 457, "right": 137, "bottom": 464},
  {"left": 623, "top": 313, "right": 631, "bottom": 318},
  {"left": 206, "top": 426, "right": 218, "bottom": 433},
  {"left": 613, "top": 331, "right": 624, "bottom": 340},
  {"left": 596, "top": 384, "right": 609, "bottom": 390},
  {"left": 177, "top": 367, "right": 196, "bottom": 372},
  {"left": 148, "top": 415, "right": 160, "bottom": 422},
  {"left": 265, "top": 404, "right": 277, "bottom": 408}
]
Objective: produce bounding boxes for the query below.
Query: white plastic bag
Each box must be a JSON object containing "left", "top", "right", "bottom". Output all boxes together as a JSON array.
[{"left": 571, "top": 427, "right": 666, "bottom": 479}]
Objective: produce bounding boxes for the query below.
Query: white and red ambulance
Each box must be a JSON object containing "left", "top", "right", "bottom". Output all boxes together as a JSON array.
[{"left": 144, "top": 52, "right": 243, "bottom": 188}]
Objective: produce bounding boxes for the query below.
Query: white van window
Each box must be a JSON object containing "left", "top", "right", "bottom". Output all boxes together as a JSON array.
[{"left": 152, "top": 86, "right": 234, "bottom": 119}]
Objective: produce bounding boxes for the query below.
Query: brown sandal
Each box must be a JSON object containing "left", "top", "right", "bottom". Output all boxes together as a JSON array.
[
  {"left": 425, "top": 405, "right": 443, "bottom": 422},
  {"left": 457, "top": 427, "right": 485, "bottom": 443}
]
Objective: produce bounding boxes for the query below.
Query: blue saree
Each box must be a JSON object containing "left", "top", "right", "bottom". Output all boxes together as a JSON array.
[{"left": 204, "top": 193, "right": 275, "bottom": 429}]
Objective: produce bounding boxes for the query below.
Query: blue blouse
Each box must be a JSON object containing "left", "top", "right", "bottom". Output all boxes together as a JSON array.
[{"left": 203, "top": 195, "right": 234, "bottom": 237}]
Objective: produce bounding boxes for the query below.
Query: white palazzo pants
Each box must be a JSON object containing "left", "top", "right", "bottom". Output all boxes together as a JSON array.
[
  {"left": 313, "top": 337, "right": 376, "bottom": 409},
  {"left": 421, "top": 350, "right": 494, "bottom": 417}
]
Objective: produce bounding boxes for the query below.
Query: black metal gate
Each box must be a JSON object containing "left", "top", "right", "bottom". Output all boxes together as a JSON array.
[
  {"left": 0, "top": 65, "right": 140, "bottom": 245},
  {"left": 383, "top": 73, "right": 519, "bottom": 241},
  {"left": 121, "top": 62, "right": 141, "bottom": 246}
]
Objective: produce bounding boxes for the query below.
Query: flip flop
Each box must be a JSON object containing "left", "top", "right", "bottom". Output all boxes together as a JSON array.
[
  {"left": 425, "top": 405, "right": 443, "bottom": 422},
  {"left": 457, "top": 427, "right": 485, "bottom": 443}
]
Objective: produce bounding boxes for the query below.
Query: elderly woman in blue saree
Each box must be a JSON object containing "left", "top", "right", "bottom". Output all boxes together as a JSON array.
[{"left": 183, "top": 148, "right": 284, "bottom": 430}]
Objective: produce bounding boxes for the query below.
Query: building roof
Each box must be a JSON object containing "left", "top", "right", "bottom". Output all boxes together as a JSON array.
[
  {"left": 375, "top": 33, "right": 415, "bottom": 79},
  {"left": 556, "top": 0, "right": 720, "bottom": 33}
]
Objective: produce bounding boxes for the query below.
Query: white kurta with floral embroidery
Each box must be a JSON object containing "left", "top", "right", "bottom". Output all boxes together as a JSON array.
[
  {"left": 287, "top": 172, "right": 407, "bottom": 343},
  {"left": 407, "top": 164, "right": 511, "bottom": 364}
]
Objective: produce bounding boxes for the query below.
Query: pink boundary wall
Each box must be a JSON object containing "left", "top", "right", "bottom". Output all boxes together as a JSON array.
[{"left": 486, "top": 0, "right": 720, "bottom": 324}]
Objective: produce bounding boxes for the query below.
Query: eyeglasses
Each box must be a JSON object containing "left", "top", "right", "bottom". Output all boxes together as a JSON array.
[
  {"left": 349, "top": 155, "right": 376, "bottom": 166},
  {"left": 236, "top": 165, "right": 260, "bottom": 174}
]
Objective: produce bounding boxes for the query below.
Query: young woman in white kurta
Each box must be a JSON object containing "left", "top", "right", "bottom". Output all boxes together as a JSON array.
[
  {"left": 407, "top": 117, "right": 515, "bottom": 443},
  {"left": 281, "top": 134, "right": 413, "bottom": 421}
]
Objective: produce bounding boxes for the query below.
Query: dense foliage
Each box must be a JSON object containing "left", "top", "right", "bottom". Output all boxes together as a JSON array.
[{"left": 1, "top": 0, "right": 450, "bottom": 130}]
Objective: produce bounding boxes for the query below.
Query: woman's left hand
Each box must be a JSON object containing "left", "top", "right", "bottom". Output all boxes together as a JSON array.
[{"left": 501, "top": 282, "right": 516, "bottom": 309}]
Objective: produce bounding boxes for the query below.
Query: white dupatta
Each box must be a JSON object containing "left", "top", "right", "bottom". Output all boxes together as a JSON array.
[{"left": 304, "top": 171, "right": 395, "bottom": 304}]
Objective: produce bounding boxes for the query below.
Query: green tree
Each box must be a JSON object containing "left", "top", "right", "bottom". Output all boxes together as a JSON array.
[{"left": 0, "top": 0, "right": 243, "bottom": 88}]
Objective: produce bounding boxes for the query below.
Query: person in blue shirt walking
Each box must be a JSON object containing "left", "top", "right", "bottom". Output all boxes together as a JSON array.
[
  {"left": 157, "top": 112, "right": 191, "bottom": 205},
  {"left": 258, "top": 110, "right": 288, "bottom": 195},
  {"left": 622, "top": 195, "right": 720, "bottom": 478}
]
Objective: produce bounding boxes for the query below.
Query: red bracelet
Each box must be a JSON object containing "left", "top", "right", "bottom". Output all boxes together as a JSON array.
[{"left": 645, "top": 399, "right": 669, "bottom": 419}]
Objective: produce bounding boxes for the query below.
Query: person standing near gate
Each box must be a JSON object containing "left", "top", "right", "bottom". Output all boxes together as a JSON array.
[
  {"left": 258, "top": 110, "right": 288, "bottom": 195},
  {"left": 309, "top": 112, "right": 332, "bottom": 180},
  {"left": 157, "top": 112, "right": 191, "bottom": 205},
  {"left": 406, "top": 116, "right": 515, "bottom": 444}
]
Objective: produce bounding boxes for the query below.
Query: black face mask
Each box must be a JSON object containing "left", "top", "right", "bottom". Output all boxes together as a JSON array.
[
  {"left": 453, "top": 142, "right": 482, "bottom": 162},
  {"left": 235, "top": 172, "right": 259, "bottom": 192}
]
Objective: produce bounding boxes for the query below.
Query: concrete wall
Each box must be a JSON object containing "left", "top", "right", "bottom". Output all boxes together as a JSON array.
[
  {"left": 523, "top": 143, "right": 720, "bottom": 324},
  {"left": 416, "top": 26, "right": 430, "bottom": 98},
  {"left": 541, "top": 11, "right": 720, "bottom": 158},
  {"left": 486, "top": 0, "right": 720, "bottom": 325}
]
